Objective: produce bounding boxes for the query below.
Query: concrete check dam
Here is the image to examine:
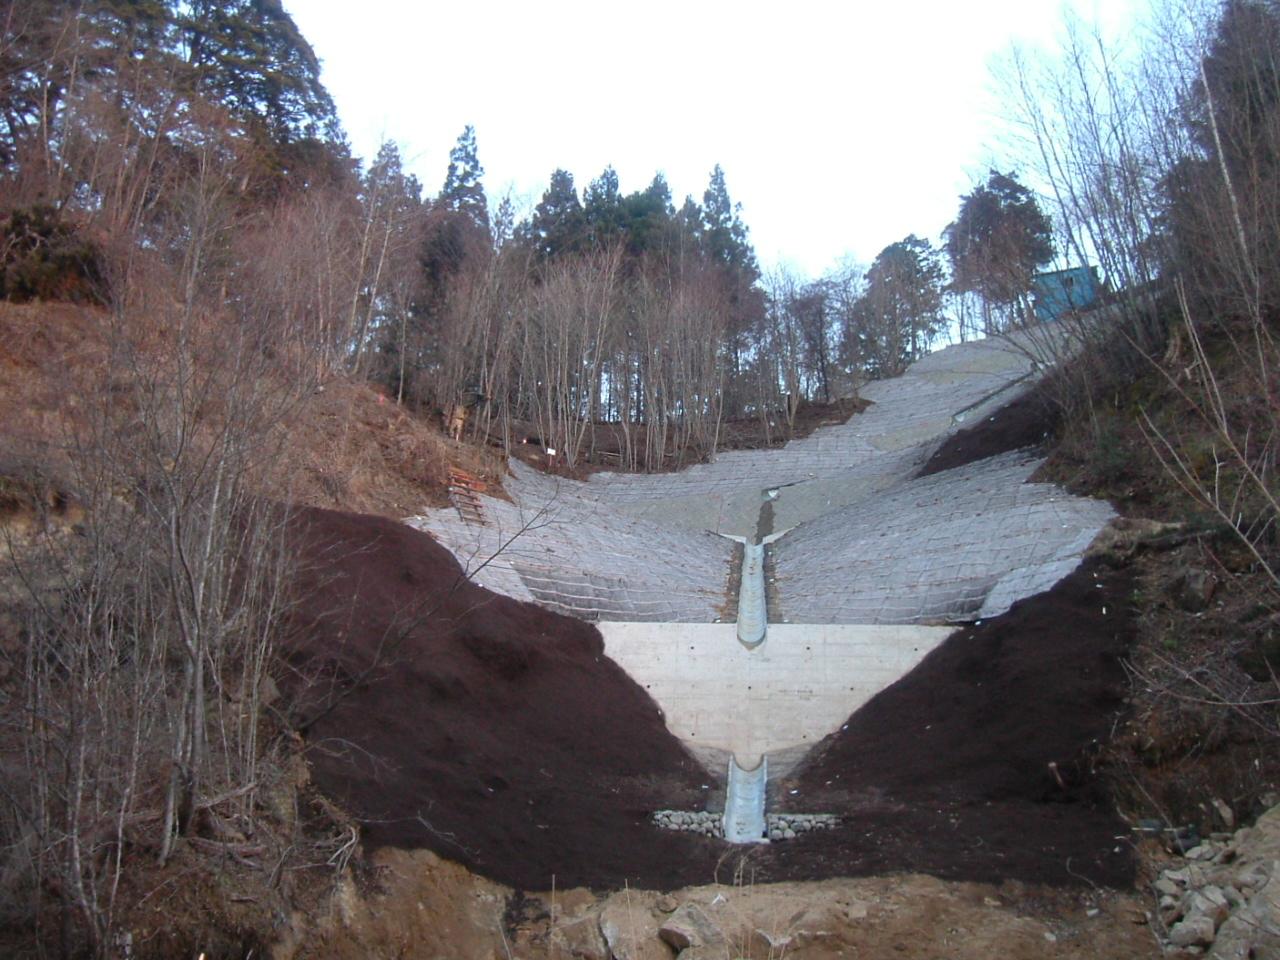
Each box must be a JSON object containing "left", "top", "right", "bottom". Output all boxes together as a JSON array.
[{"left": 409, "top": 325, "right": 1115, "bottom": 843}]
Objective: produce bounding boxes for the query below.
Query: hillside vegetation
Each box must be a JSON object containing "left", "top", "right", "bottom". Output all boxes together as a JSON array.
[{"left": 0, "top": 0, "right": 1278, "bottom": 957}]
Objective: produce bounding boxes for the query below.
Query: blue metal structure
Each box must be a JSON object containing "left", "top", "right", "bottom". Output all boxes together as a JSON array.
[{"left": 1032, "top": 266, "right": 1102, "bottom": 321}]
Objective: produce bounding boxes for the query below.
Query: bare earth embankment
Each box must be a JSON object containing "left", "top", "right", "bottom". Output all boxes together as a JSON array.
[{"left": 285, "top": 505, "right": 1137, "bottom": 893}]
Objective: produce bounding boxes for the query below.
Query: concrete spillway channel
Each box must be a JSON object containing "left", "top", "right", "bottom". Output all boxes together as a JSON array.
[
  {"left": 735, "top": 541, "right": 767, "bottom": 647},
  {"left": 720, "top": 492, "right": 793, "bottom": 839},
  {"left": 727, "top": 492, "right": 789, "bottom": 650},
  {"left": 723, "top": 757, "right": 768, "bottom": 842},
  {"left": 719, "top": 532, "right": 771, "bottom": 838}
]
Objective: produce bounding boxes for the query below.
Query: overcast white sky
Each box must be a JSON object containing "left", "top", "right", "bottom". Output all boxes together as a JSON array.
[{"left": 285, "top": 0, "right": 1140, "bottom": 277}]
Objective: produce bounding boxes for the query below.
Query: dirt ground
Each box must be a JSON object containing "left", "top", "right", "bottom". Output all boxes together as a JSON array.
[{"left": 277, "top": 847, "right": 1159, "bottom": 960}]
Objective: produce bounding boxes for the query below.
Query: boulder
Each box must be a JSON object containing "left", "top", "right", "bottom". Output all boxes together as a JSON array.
[
  {"left": 1183, "top": 887, "right": 1230, "bottom": 930},
  {"left": 551, "top": 914, "right": 610, "bottom": 960},
  {"left": 1187, "top": 843, "right": 1219, "bottom": 862},
  {"left": 1213, "top": 798, "right": 1236, "bottom": 831},
  {"left": 1245, "top": 807, "right": 1280, "bottom": 862},
  {"left": 598, "top": 898, "right": 668, "bottom": 960},
  {"left": 1177, "top": 568, "right": 1217, "bottom": 611},
  {"left": 1209, "top": 873, "right": 1280, "bottom": 959},
  {"left": 658, "top": 904, "right": 724, "bottom": 952},
  {"left": 747, "top": 927, "right": 796, "bottom": 955},
  {"left": 1169, "top": 914, "right": 1216, "bottom": 948},
  {"left": 1234, "top": 861, "right": 1273, "bottom": 892}
]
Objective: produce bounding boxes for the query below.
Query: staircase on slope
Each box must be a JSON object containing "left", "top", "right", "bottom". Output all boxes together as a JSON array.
[{"left": 448, "top": 468, "right": 488, "bottom": 525}]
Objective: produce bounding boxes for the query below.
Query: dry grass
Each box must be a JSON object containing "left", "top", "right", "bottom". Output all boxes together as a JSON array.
[{"left": 0, "top": 301, "right": 507, "bottom": 521}]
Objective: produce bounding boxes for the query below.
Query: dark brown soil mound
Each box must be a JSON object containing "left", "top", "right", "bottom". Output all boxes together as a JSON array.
[
  {"left": 284, "top": 507, "right": 710, "bottom": 891},
  {"left": 785, "top": 559, "right": 1136, "bottom": 888},
  {"left": 284, "top": 508, "right": 1135, "bottom": 892},
  {"left": 918, "top": 386, "right": 1059, "bottom": 477}
]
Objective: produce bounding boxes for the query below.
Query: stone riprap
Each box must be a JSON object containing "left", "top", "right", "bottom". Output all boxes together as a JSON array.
[
  {"left": 652, "top": 810, "right": 724, "bottom": 838},
  {"left": 651, "top": 809, "right": 840, "bottom": 842},
  {"left": 1148, "top": 801, "right": 1280, "bottom": 957},
  {"left": 767, "top": 813, "right": 841, "bottom": 841}
]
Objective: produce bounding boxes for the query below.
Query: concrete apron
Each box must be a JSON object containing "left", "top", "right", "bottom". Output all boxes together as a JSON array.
[{"left": 597, "top": 621, "right": 955, "bottom": 774}]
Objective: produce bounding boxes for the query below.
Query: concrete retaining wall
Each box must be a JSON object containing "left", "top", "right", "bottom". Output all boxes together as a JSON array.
[{"left": 598, "top": 621, "right": 955, "bottom": 768}]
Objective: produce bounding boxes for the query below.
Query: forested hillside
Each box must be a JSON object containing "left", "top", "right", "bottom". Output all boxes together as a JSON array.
[
  {"left": 2, "top": 0, "right": 1075, "bottom": 473},
  {"left": 1, "top": 0, "right": 1279, "bottom": 956}
]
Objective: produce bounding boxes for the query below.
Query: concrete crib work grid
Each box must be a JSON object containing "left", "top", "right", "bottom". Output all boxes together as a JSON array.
[
  {"left": 771, "top": 451, "right": 1116, "bottom": 624},
  {"left": 413, "top": 462, "right": 735, "bottom": 622}
]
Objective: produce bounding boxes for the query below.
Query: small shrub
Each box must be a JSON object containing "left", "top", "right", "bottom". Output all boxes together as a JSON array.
[
  {"left": 0, "top": 205, "right": 106, "bottom": 304},
  {"left": 1092, "top": 421, "right": 1137, "bottom": 487}
]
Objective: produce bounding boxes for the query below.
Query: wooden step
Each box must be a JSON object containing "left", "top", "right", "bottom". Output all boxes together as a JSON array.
[{"left": 448, "top": 469, "right": 487, "bottom": 525}]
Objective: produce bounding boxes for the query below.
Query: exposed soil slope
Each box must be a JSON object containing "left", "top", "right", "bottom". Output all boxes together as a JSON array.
[
  {"left": 918, "top": 386, "right": 1059, "bottom": 477},
  {"left": 285, "top": 506, "right": 710, "bottom": 891},
  {"left": 0, "top": 301, "right": 498, "bottom": 520},
  {"left": 282, "top": 847, "right": 1158, "bottom": 960},
  {"left": 789, "top": 559, "right": 1136, "bottom": 888},
  {"left": 285, "top": 507, "right": 1137, "bottom": 892}
]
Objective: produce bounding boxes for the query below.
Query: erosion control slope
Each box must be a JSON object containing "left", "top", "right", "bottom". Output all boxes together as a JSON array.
[
  {"left": 291, "top": 321, "right": 1136, "bottom": 890},
  {"left": 286, "top": 508, "right": 710, "bottom": 890},
  {"left": 410, "top": 325, "right": 1116, "bottom": 780},
  {"left": 287, "top": 505, "right": 1136, "bottom": 890}
]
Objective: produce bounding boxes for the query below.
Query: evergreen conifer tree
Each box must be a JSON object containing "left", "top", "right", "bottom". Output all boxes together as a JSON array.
[
  {"left": 944, "top": 170, "right": 1053, "bottom": 326},
  {"left": 584, "top": 166, "right": 623, "bottom": 247},
  {"left": 439, "top": 125, "right": 489, "bottom": 230},
  {"left": 519, "top": 168, "right": 584, "bottom": 259},
  {"left": 701, "top": 164, "right": 758, "bottom": 279}
]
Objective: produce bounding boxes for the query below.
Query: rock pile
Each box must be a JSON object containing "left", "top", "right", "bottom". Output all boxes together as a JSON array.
[
  {"left": 652, "top": 811, "right": 723, "bottom": 838},
  {"left": 653, "top": 810, "right": 841, "bottom": 841},
  {"left": 767, "top": 813, "right": 840, "bottom": 840},
  {"left": 1153, "top": 803, "right": 1280, "bottom": 957}
]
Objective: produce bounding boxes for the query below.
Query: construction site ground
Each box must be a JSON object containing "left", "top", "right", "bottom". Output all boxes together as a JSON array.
[
  {"left": 207, "top": 326, "right": 1164, "bottom": 956},
  {"left": 275, "top": 846, "right": 1157, "bottom": 960}
]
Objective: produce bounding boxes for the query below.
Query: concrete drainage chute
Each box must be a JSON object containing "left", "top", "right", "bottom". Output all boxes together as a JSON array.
[
  {"left": 736, "top": 542, "right": 767, "bottom": 647},
  {"left": 723, "top": 756, "right": 768, "bottom": 843},
  {"left": 726, "top": 485, "right": 793, "bottom": 650}
]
